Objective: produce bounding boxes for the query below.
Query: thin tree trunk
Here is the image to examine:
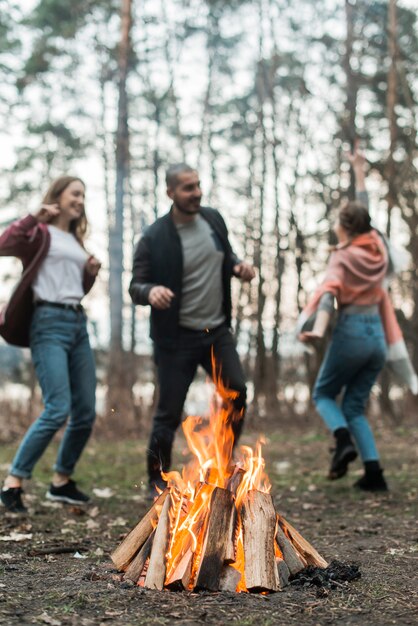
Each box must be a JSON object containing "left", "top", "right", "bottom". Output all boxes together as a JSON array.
[
  {"left": 109, "top": 0, "right": 132, "bottom": 352},
  {"left": 344, "top": 0, "right": 358, "bottom": 199},
  {"left": 379, "top": 0, "right": 399, "bottom": 421},
  {"left": 106, "top": 0, "right": 136, "bottom": 433},
  {"left": 253, "top": 1, "right": 267, "bottom": 406}
]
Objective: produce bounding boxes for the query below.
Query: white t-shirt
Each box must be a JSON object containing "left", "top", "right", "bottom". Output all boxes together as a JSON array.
[{"left": 32, "top": 225, "right": 89, "bottom": 304}]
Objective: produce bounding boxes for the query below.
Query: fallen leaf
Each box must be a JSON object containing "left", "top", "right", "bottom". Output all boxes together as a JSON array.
[
  {"left": 38, "top": 613, "right": 61, "bottom": 626},
  {"left": 86, "top": 519, "right": 100, "bottom": 530},
  {"left": 0, "top": 553, "right": 14, "bottom": 559},
  {"left": 0, "top": 532, "right": 32, "bottom": 542},
  {"left": 108, "top": 517, "right": 127, "bottom": 527},
  {"left": 88, "top": 506, "right": 100, "bottom": 518},
  {"left": 93, "top": 488, "right": 115, "bottom": 499},
  {"left": 73, "top": 551, "right": 88, "bottom": 559},
  {"left": 68, "top": 505, "right": 86, "bottom": 516},
  {"left": 274, "top": 461, "right": 291, "bottom": 474},
  {"left": 94, "top": 547, "right": 104, "bottom": 556},
  {"left": 41, "top": 501, "right": 62, "bottom": 509}
]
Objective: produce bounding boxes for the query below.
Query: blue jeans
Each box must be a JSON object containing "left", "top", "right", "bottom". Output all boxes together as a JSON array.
[
  {"left": 10, "top": 306, "right": 96, "bottom": 479},
  {"left": 313, "top": 314, "right": 387, "bottom": 462}
]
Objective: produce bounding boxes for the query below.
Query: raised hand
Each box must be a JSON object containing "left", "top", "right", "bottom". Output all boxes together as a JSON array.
[
  {"left": 148, "top": 286, "right": 175, "bottom": 309},
  {"left": 347, "top": 140, "right": 367, "bottom": 173},
  {"left": 35, "top": 203, "right": 60, "bottom": 223}
]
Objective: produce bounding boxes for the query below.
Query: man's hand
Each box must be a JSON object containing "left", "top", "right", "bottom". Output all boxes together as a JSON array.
[
  {"left": 148, "top": 286, "right": 175, "bottom": 309},
  {"left": 35, "top": 203, "right": 60, "bottom": 223},
  {"left": 233, "top": 262, "right": 255, "bottom": 282},
  {"left": 85, "top": 256, "right": 101, "bottom": 277}
]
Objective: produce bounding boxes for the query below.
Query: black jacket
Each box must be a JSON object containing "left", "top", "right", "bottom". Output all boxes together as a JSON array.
[{"left": 129, "top": 206, "right": 241, "bottom": 347}]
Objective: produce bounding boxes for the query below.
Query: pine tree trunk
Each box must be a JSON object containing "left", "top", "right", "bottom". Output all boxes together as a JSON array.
[
  {"left": 106, "top": 0, "right": 137, "bottom": 432},
  {"left": 343, "top": 0, "right": 358, "bottom": 199}
]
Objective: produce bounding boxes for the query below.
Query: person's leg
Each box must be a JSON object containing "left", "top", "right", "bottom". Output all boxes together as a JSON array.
[
  {"left": 201, "top": 327, "right": 247, "bottom": 446},
  {"left": 147, "top": 343, "right": 198, "bottom": 486},
  {"left": 8, "top": 339, "right": 71, "bottom": 481},
  {"left": 313, "top": 330, "right": 361, "bottom": 478},
  {"left": 1, "top": 313, "right": 72, "bottom": 512},
  {"left": 342, "top": 335, "right": 388, "bottom": 491},
  {"left": 313, "top": 339, "right": 351, "bottom": 431},
  {"left": 342, "top": 343, "right": 386, "bottom": 461},
  {"left": 54, "top": 316, "right": 96, "bottom": 479}
]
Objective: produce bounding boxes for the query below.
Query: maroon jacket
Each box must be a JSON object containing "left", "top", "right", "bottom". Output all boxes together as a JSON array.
[{"left": 0, "top": 214, "right": 96, "bottom": 348}]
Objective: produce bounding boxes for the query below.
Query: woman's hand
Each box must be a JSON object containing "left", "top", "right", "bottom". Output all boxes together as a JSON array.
[
  {"left": 85, "top": 256, "right": 101, "bottom": 277},
  {"left": 298, "top": 330, "right": 325, "bottom": 343},
  {"left": 35, "top": 204, "right": 60, "bottom": 223},
  {"left": 347, "top": 140, "right": 367, "bottom": 192}
]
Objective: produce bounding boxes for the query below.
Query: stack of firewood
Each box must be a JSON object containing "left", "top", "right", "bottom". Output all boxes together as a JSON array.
[{"left": 111, "top": 484, "right": 327, "bottom": 594}]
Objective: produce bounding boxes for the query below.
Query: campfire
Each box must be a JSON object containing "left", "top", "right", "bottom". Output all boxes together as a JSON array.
[{"left": 111, "top": 374, "right": 327, "bottom": 593}]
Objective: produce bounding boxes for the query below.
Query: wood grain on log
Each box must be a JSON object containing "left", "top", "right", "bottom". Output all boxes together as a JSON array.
[
  {"left": 124, "top": 530, "right": 155, "bottom": 584},
  {"left": 275, "top": 523, "right": 305, "bottom": 576},
  {"left": 241, "top": 490, "right": 280, "bottom": 593},
  {"left": 278, "top": 516, "right": 328, "bottom": 568},
  {"left": 277, "top": 558, "right": 290, "bottom": 588},
  {"left": 195, "top": 487, "right": 236, "bottom": 591},
  {"left": 144, "top": 495, "right": 172, "bottom": 590},
  {"left": 111, "top": 489, "right": 169, "bottom": 571},
  {"left": 219, "top": 564, "right": 241, "bottom": 592},
  {"left": 165, "top": 547, "right": 193, "bottom": 590}
]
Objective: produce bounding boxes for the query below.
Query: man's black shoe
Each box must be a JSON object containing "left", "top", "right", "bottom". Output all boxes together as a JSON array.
[
  {"left": 354, "top": 469, "right": 388, "bottom": 492},
  {"left": 146, "top": 478, "right": 167, "bottom": 502},
  {"left": 328, "top": 432, "right": 358, "bottom": 480},
  {"left": 46, "top": 479, "right": 90, "bottom": 505},
  {"left": 1, "top": 487, "right": 27, "bottom": 513}
]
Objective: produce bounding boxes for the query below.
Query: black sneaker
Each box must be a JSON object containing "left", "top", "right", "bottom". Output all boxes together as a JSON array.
[
  {"left": 328, "top": 439, "right": 358, "bottom": 480},
  {"left": 354, "top": 469, "right": 388, "bottom": 492},
  {"left": 1, "top": 487, "right": 27, "bottom": 513},
  {"left": 46, "top": 479, "right": 90, "bottom": 505},
  {"left": 146, "top": 477, "right": 167, "bottom": 502}
]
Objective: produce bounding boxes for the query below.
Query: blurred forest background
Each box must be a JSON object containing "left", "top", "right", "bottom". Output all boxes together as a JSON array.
[{"left": 0, "top": 0, "right": 416, "bottom": 439}]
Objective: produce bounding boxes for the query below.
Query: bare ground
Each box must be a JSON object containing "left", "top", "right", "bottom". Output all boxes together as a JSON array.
[{"left": 0, "top": 423, "right": 417, "bottom": 626}]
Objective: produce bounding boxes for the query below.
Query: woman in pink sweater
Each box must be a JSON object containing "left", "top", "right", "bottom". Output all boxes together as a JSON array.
[{"left": 299, "top": 150, "right": 417, "bottom": 491}]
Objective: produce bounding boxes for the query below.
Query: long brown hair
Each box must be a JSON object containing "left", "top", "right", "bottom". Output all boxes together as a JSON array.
[
  {"left": 338, "top": 199, "right": 372, "bottom": 238},
  {"left": 42, "top": 176, "right": 88, "bottom": 244}
]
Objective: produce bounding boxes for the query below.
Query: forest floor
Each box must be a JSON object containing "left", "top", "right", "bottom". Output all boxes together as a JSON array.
[{"left": 0, "top": 421, "right": 417, "bottom": 626}]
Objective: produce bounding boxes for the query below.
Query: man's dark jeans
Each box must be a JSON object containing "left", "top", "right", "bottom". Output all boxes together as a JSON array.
[{"left": 147, "top": 325, "right": 247, "bottom": 485}]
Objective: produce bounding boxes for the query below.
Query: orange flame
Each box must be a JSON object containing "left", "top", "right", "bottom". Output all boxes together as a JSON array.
[{"left": 153, "top": 352, "right": 272, "bottom": 592}]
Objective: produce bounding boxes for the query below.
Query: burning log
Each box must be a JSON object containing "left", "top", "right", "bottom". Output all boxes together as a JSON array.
[
  {"left": 111, "top": 489, "right": 169, "bottom": 571},
  {"left": 219, "top": 564, "right": 241, "bottom": 592},
  {"left": 194, "top": 487, "right": 235, "bottom": 591},
  {"left": 278, "top": 516, "right": 328, "bottom": 568},
  {"left": 165, "top": 548, "right": 193, "bottom": 590},
  {"left": 144, "top": 495, "right": 172, "bottom": 590},
  {"left": 124, "top": 530, "right": 155, "bottom": 584},
  {"left": 241, "top": 490, "right": 280, "bottom": 592},
  {"left": 276, "top": 559, "right": 290, "bottom": 587},
  {"left": 275, "top": 522, "right": 305, "bottom": 576},
  {"left": 164, "top": 484, "right": 213, "bottom": 589},
  {"left": 111, "top": 372, "right": 328, "bottom": 595}
]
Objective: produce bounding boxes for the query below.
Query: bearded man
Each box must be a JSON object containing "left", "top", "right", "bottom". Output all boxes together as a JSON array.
[{"left": 129, "top": 163, "right": 255, "bottom": 497}]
